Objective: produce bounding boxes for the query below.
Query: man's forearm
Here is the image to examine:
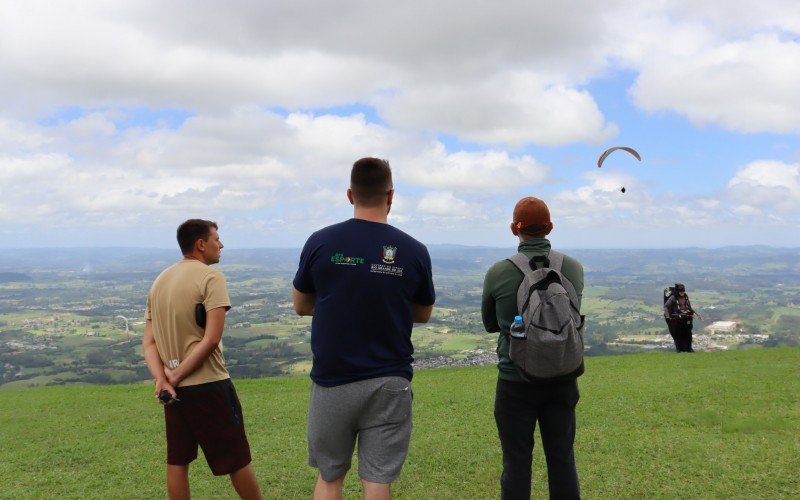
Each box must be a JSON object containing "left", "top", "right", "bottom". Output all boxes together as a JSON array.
[
  {"left": 143, "top": 320, "right": 166, "bottom": 381},
  {"left": 144, "top": 344, "right": 166, "bottom": 381},
  {"left": 143, "top": 320, "right": 177, "bottom": 398},
  {"left": 167, "top": 307, "right": 226, "bottom": 385},
  {"left": 168, "top": 337, "right": 219, "bottom": 384}
]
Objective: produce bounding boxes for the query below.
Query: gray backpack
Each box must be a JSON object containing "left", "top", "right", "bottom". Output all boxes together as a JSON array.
[{"left": 507, "top": 251, "right": 585, "bottom": 382}]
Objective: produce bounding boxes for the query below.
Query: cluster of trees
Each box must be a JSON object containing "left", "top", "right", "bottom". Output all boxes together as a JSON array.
[{"left": 226, "top": 340, "right": 297, "bottom": 378}]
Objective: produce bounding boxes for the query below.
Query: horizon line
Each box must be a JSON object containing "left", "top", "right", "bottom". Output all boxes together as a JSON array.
[{"left": 0, "top": 244, "right": 796, "bottom": 251}]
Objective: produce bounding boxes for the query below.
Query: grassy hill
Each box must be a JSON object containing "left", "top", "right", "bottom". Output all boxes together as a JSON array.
[{"left": 1, "top": 348, "right": 798, "bottom": 499}]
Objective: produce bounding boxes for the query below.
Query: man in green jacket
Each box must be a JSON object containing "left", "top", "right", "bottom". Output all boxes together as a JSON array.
[{"left": 481, "top": 196, "right": 584, "bottom": 499}]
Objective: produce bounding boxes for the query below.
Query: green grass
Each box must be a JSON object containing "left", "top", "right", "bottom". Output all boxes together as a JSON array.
[
  {"left": 771, "top": 306, "right": 800, "bottom": 317},
  {"left": 412, "top": 329, "right": 493, "bottom": 354},
  {"left": 1, "top": 348, "right": 798, "bottom": 498}
]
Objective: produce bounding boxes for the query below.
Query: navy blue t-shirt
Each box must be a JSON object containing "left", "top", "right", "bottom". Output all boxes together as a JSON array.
[{"left": 293, "top": 218, "right": 436, "bottom": 387}]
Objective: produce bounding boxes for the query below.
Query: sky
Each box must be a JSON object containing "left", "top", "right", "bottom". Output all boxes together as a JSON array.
[{"left": 1, "top": 0, "right": 800, "bottom": 250}]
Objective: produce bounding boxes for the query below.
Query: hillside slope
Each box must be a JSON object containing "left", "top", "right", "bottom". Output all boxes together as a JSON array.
[{"left": 1, "top": 348, "right": 798, "bottom": 498}]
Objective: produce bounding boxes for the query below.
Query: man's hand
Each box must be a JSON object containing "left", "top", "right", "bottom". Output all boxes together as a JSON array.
[
  {"left": 154, "top": 376, "right": 177, "bottom": 405},
  {"left": 144, "top": 319, "right": 177, "bottom": 404}
]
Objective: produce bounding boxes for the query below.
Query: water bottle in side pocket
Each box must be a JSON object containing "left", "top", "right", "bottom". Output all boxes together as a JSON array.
[{"left": 510, "top": 315, "right": 526, "bottom": 339}]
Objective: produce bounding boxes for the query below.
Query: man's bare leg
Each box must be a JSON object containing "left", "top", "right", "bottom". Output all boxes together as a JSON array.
[
  {"left": 314, "top": 473, "right": 345, "bottom": 500},
  {"left": 167, "top": 464, "right": 190, "bottom": 500},
  {"left": 229, "top": 463, "right": 262, "bottom": 499},
  {"left": 362, "top": 480, "right": 391, "bottom": 500}
]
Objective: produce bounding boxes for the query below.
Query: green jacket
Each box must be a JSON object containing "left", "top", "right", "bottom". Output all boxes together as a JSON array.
[{"left": 481, "top": 238, "right": 585, "bottom": 382}]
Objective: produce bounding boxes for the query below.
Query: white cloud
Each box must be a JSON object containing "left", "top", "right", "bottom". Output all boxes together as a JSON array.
[
  {"left": 631, "top": 34, "right": 800, "bottom": 133},
  {"left": 377, "top": 72, "right": 617, "bottom": 147},
  {"left": 544, "top": 170, "right": 740, "bottom": 232},
  {"left": 0, "top": 110, "right": 550, "bottom": 235},
  {"left": 727, "top": 160, "right": 800, "bottom": 211},
  {"left": 63, "top": 113, "right": 118, "bottom": 138},
  {"left": 416, "top": 191, "right": 471, "bottom": 216},
  {"left": 0, "top": 111, "right": 388, "bottom": 228},
  {"left": 697, "top": 199, "right": 721, "bottom": 211},
  {"left": 401, "top": 145, "right": 549, "bottom": 194},
  {"left": 0, "top": 1, "right": 616, "bottom": 147},
  {"left": 3, "top": 1, "right": 799, "bottom": 140},
  {"left": 2, "top": 1, "right": 800, "bottom": 247},
  {"left": 0, "top": 3, "right": 395, "bottom": 113},
  {"left": 552, "top": 171, "right": 646, "bottom": 215},
  {"left": 285, "top": 113, "right": 404, "bottom": 169},
  {"left": 0, "top": 119, "right": 53, "bottom": 150},
  {"left": 540, "top": 157, "right": 800, "bottom": 241},
  {"left": 0, "top": 154, "right": 73, "bottom": 223},
  {"left": 603, "top": 2, "right": 800, "bottom": 134},
  {"left": 647, "top": 1, "right": 800, "bottom": 36},
  {"left": 731, "top": 204, "right": 765, "bottom": 217}
]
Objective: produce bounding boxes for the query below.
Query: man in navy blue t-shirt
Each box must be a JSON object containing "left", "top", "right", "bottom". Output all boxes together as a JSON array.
[{"left": 292, "top": 157, "right": 435, "bottom": 499}]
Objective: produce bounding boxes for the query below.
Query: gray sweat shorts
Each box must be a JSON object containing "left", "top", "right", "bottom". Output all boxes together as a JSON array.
[{"left": 307, "top": 376, "right": 413, "bottom": 483}]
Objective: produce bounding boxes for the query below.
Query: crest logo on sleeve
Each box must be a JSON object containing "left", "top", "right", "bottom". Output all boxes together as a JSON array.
[{"left": 382, "top": 246, "right": 397, "bottom": 264}]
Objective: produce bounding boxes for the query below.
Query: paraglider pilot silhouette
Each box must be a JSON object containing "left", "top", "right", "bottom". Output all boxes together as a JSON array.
[
  {"left": 664, "top": 283, "right": 702, "bottom": 352},
  {"left": 597, "top": 146, "right": 641, "bottom": 193}
]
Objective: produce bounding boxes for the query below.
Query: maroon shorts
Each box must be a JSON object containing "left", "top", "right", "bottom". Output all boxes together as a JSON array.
[{"left": 164, "top": 378, "right": 252, "bottom": 476}]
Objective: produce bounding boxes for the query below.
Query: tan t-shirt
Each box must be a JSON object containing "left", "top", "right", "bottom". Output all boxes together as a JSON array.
[{"left": 145, "top": 259, "right": 231, "bottom": 387}]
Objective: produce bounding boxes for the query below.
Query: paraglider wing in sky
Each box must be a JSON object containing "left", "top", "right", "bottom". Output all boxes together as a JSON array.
[{"left": 597, "top": 146, "right": 641, "bottom": 168}]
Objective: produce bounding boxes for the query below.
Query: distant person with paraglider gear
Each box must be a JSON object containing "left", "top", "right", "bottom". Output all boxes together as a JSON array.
[
  {"left": 663, "top": 283, "right": 702, "bottom": 352},
  {"left": 481, "top": 197, "right": 584, "bottom": 499}
]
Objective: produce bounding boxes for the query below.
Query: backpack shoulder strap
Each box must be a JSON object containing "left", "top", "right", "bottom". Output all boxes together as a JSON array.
[
  {"left": 547, "top": 250, "right": 564, "bottom": 271},
  {"left": 539, "top": 250, "right": 582, "bottom": 312},
  {"left": 507, "top": 252, "right": 537, "bottom": 279},
  {"left": 508, "top": 249, "right": 564, "bottom": 273}
]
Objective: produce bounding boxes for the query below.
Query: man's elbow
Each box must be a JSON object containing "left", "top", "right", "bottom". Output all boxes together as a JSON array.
[
  {"left": 291, "top": 287, "right": 315, "bottom": 316},
  {"left": 413, "top": 305, "right": 434, "bottom": 324},
  {"left": 202, "top": 331, "right": 223, "bottom": 350},
  {"left": 293, "top": 304, "right": 313, "bottom": 316},
  {"left": 414, "top": 314, "right": 432, "bottom": 324}
]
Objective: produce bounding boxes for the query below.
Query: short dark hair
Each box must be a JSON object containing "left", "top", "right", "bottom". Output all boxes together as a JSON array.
[
  {"left": 350, "top": 157, "right": 393, "bottom": 206},
  {"left": 177, "top": 219, "right": 218, "bottom": 254}
]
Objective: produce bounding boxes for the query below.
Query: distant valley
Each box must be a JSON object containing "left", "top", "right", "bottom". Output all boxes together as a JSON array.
[{"left": 1, "top": 245, "right": 798, "bottom": 387}]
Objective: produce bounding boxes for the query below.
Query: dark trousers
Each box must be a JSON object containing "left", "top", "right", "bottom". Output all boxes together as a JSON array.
[
  {"left": 666, "top": 318, "right": 694, "bottom": 352},
  {"left": 494, "top": 378, "right": 580, "bottom": 500}
]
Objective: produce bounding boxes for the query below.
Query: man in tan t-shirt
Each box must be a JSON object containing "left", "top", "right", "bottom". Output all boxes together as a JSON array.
[{"left": 143, "top": 219, "right": 261, "bottom": 500}]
